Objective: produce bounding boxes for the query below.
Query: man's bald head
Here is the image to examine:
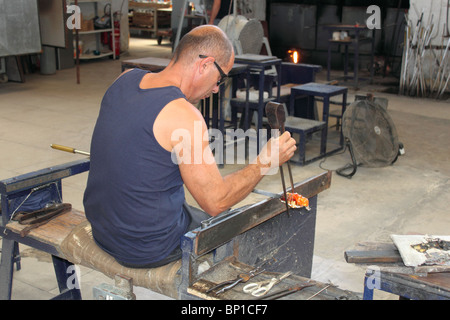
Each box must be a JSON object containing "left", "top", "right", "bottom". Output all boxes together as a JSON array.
[{"left": 172, "top": 25, "right": 234, "bottom": 68}]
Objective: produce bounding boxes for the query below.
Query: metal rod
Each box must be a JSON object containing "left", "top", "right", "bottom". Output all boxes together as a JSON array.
[
  {"left": 265, "top": 102, "right": 291, "bottom": 216},
  {"left": 256, "top": 283, "right": 313, "bottom": 300},
  {"left": 276, "top": 103, "right": 295, "bottom": 193},
  {"left": 50, "top": 144, "right": 90, "bottom": 157},
  {"left": 306, "top": 283, "right": 332, "bottom": 300},
  {"left": 75, "top": 0, "right": 80, "bottom": 85},
  {"left": 279, "top": 166, "right": 290, "bottom": 216}
]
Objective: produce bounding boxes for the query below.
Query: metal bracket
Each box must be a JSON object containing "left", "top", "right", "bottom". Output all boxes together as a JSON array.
[{"left": 93, "top": 274, "right": 136, "bottom": 300}]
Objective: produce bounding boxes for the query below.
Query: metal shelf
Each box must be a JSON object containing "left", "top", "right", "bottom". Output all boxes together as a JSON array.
[{"left": 70, "top": 0, "right": 116, "bottom": 82}]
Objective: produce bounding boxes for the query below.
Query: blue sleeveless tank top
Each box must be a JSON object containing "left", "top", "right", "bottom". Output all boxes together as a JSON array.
[{"left": 83, "top": 68, "right": 189, "bottom": 265}]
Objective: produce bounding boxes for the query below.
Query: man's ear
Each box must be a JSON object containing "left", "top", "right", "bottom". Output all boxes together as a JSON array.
[{"left": 198, "top": 56, "right": 213, "bottom": 75}]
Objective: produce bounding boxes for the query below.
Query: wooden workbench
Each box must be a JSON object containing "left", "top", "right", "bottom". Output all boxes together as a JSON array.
[{"left": 188, "top": 258, "right": 359, "bottom": 300}]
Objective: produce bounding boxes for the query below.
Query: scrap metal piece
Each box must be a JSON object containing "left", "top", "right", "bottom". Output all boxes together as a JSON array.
[
  {"left": 93, "top": 274, "right": 136, "bottom": 300},
  {"left": 411, "top": 238, "right": 450, "bottom": 253}
]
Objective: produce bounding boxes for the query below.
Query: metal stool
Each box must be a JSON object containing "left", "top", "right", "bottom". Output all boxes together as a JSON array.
[{"left": 287, "top": 83, "right": 348, "bottom": 165}]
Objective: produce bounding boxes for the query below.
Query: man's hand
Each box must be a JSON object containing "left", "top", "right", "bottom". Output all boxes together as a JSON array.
[{"left": 254, "top": 131, "right": 297, "bottom": 175}]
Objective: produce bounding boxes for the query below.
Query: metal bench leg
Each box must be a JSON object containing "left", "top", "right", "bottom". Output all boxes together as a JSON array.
[
  {"left": 363, "top": 274, "right": 375, "bottom": 300},
  {"left": 0, "top": 239, "right": 16, "bottom": 300},
  {"left": 12, "top": 242, "right": 21, "bottom": 271},
  {"left": 298, "top": 131, "right": 306, "bottom": 165},
  {"left": 51, "top": 256, "right": 82, "bottom": 300}
]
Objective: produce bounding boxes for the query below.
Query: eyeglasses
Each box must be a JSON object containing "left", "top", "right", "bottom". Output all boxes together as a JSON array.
[{"left": 199, "top": 54, "right": 228, "bottom": 86}]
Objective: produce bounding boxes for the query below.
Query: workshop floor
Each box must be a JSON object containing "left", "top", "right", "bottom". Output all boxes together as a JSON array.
[{"left": 0, "top": 37, "right": 449, "bottom": 300}]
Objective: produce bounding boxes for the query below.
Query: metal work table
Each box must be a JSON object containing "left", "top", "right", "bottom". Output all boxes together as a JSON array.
[
  {"left": 324, "top": 24, "right": 375, "bottom": 87},
  {"left": 232, "top": 54, "right": 282, "bottom": 153},
  {"left": 345, "top": 242, "right": 450, "bottom": 300},
  {"left": 364, "top": 267, "right": 450, "bottom": 300},
  {"left": 121, "top": 57, "right": 170, "bottom": 72},
  {"left": 209, "top": 64, "right": 248, "bottom": 134},
  {"left": 288, "top": 82, "right": 347, "bottom": 165}
]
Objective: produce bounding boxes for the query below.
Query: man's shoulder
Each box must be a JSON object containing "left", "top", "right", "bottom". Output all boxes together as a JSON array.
[{"left": 164, "top": 99, "right": 204, "bottom": 122}]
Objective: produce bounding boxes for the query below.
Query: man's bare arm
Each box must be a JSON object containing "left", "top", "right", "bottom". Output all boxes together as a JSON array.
[{"left": 155, "top": 99, "right": 296, "bottom": 216}]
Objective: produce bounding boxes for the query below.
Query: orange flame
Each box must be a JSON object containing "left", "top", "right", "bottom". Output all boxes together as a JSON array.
[{"left": 287, "top": 49, "right": 300, "bottom": 64}]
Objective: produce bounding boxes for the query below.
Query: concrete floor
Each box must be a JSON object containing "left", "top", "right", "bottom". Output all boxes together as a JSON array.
[{"left": 0, "top": 37, "right": 449, "bottom": 300}]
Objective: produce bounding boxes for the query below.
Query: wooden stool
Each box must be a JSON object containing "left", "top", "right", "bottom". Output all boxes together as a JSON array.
[{"left": 287, "top": 83, "right": 348, "bottom": 165}]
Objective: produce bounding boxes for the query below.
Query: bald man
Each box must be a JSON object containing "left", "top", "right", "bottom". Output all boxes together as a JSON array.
[{"left": 83, "top": 25, "right": 296, "bottom": 268}]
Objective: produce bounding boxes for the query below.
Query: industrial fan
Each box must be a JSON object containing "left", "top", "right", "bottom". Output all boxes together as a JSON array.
[
  {"left": 218, "top": 14, "right": 264, "bottom": 55},
  {"left": 336, "top": 97, "right": 404, "bottom": 178}
]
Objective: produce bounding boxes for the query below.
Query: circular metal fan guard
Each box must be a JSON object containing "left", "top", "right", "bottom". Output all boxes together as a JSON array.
[{"left": 342, "top": 99, "right": 399, "bottom": 167}]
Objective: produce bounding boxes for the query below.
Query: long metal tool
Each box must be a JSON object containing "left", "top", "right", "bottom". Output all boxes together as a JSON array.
[
  {"left": 206, "top": 259, "right": 271, "bottom": 295},
  {"left": 256, "top": 282, "right": 313, "bottom": 300},
  {"left": 51, "top": 144, "right": 90, "bottom": 157},
  {"left": 306, "top": 283, "right": 333, "bottom": 300},
  {"left": 275, "top": 103, "right": 295, "bottom": 194},
  {"left": 265, "top": 102, "right": 290, "bottom": 216}
]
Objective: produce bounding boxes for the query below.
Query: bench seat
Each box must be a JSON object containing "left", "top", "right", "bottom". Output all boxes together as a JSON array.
[{"left": 6, "top": 210, "right": 181, "bottom": 299}]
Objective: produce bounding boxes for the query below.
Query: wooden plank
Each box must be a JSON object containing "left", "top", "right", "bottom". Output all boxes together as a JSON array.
[
  {"left": 6, "top": 209, "right": 86, "bottom": 253},
  {"left": 194, "top": 171, "right": 331, "bottom": 256}
]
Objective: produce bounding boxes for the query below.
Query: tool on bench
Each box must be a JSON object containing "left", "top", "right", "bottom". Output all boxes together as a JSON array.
[
  {"left": 207, "top": 269, "right": 265, "bottom": 295},
  {"left": 306, "top": 283, "right": 333, "bottom": 300},
  {"left": 12, "top": 202, "right": 72, "bottom": 237},
  {"left": 206, "top": 260, "right": 271, "bottom": 295},
  {"left": 256, "top": 282, "right": 314, "bottom": 300},
  {"left": 265, "top": 102, "right": 295, "bottom": 216},
  {"left": 243, "top": 271, "right": 293, "bottom": 297},
  {"left": 51, "top": 144, "right": 90, "bottom": 157}
]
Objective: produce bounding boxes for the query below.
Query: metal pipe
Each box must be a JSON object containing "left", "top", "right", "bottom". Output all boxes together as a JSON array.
[{"left": 50, "top": 144, "right": 90, "bottom": 157}]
